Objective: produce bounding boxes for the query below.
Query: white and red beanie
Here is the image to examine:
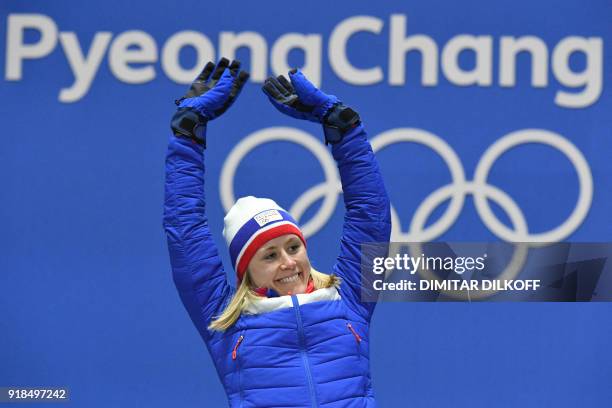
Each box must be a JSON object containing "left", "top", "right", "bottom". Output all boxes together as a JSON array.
[{"left": 223, "top": 196, "right": 306, "bottom": 283}]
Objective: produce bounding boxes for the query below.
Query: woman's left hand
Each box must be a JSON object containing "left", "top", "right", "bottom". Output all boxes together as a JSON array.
[{"left": 261, "top": 69, "right": 339, "bottom": 123}]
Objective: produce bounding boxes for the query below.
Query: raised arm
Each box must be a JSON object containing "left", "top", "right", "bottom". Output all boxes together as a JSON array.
[
  {"left": 330, "top": 123, "right": 391, "bottom": 321},
  {"left": 164, "top": 59, "right": 249, "bottom": 341},
  {"left": 262, "top": 70, "right": 391, "bottom": 321}
]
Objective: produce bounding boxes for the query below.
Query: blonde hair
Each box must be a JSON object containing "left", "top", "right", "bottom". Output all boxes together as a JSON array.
[{"left": 208, "top": 269, "right": 340, "bottom": 332}]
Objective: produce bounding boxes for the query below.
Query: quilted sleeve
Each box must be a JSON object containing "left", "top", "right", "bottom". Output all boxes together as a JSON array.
[
  {"left": 163, "top": 134, "right": 232, "bottom": 341},
  {"left": 331, "top": 123, "right": 392, "bottom": 321}
]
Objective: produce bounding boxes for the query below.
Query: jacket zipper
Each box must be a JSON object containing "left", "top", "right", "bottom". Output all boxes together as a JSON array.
[
  {"left": 232, "top": 333, "right": 245, "bottom": 407},
  {"left": 346, "top": 322, "right": 368, "bottom": 393},
  {"left": 347, "top": 323, "right": 362, "bottom": 343},
  {"left": 232, "top": 335, "right": 244, "bottom": 360},
  {"left": 291, "top": 295, "right": 319, "bottom": 408}
]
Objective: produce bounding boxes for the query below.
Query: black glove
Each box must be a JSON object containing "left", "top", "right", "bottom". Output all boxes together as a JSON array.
[
  {"left": 171, "top": 58, "right": 249, "bottom": 146},
  {"left": 262, "top": 69, "right": 360, "bottom": 144}
]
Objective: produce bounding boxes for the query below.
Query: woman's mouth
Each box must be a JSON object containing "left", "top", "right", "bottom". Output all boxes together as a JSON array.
[{"left": 276, "top": 272, "right": 302, "bottom": 284}]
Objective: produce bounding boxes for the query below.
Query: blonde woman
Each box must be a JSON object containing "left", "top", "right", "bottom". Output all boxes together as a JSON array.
[{"left": 164, "top": 58, "right": 391, "bottom": 407}]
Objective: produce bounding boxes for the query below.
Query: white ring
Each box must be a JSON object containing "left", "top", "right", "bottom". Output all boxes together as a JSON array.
[
  {"left": 220, "top": 127, "right": 340, "bottom": 238},
  {"left": 407, "top": 182, "right": 529, "bottom": 299},
  {"left": 473, "top": 129, "right": 593, "bottom": 243},
  {"left": 371, "top": 128, "right": 466, "bottom": 242}
]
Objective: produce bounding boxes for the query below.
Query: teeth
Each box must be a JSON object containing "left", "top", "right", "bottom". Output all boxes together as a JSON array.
[{"left": 278, "top": 273, "right": 300, "bottom": 284}]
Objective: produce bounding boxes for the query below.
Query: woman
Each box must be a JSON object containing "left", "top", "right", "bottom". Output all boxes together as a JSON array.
[{"left": 164, "top": 58, "right": 391, "bottom": 407}]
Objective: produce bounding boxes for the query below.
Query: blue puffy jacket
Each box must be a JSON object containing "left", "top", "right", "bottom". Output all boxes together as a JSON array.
[{"left": 164, "top": 123, "right": 391, "bottom": 407}]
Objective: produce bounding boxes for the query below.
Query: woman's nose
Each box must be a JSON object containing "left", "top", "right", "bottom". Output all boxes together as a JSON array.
[{"left": 279, "top": 251, "right": 297, "bottom": 269}]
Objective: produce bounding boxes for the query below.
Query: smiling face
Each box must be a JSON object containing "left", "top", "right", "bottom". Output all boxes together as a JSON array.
[{"left": 247, "top": 234, "right": 311, "bottom": 296}]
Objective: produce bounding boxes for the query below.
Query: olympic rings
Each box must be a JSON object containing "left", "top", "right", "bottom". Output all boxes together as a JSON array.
[{"left": 221, "top": 126, "right": 593, "bottom": 244}]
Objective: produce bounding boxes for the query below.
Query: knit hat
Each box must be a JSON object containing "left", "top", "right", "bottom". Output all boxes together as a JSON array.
[{"left": 223, "top": 196, "right": 306, "bottom": 283}]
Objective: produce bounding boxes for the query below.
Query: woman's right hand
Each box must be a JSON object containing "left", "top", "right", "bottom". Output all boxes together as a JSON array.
[{"left": 171, "top": 58, "right": 249, "bottom": 145}]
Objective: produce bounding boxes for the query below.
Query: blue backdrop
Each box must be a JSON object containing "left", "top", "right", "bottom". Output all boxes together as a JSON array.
[{"left": 1, "top": 0, "right": 611, "bottom": 406}]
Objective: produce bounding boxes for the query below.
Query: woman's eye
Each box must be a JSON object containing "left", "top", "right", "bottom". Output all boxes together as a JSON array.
[
  {"left": 264, "top": 253, "right": 276, "bottom": 260},
  {"left": 289, "top": 244, "right": 300, "bottom": 252}
]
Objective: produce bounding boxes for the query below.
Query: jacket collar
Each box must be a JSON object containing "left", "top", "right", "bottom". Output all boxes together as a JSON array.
[{"left": 243, "top": 286, "right": 340, "bottom": 315}]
